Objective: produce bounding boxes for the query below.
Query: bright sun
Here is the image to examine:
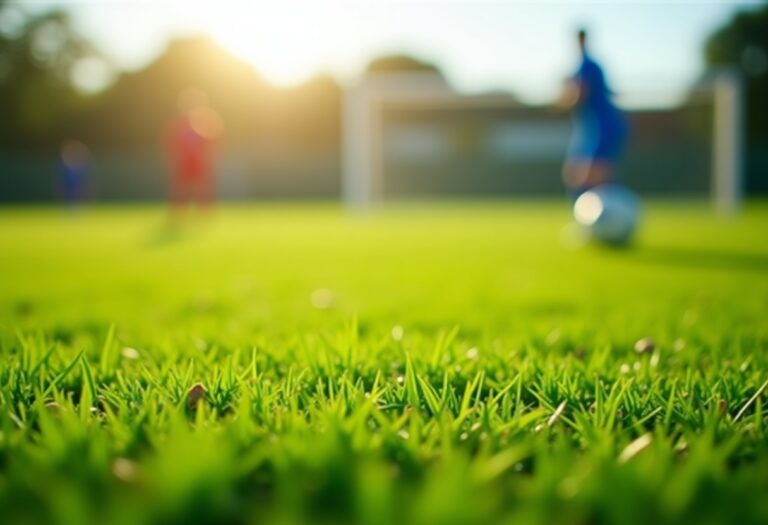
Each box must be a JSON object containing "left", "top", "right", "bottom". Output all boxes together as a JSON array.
[{"left": 205, "top": 2, "right": 341, "bottom": 87}]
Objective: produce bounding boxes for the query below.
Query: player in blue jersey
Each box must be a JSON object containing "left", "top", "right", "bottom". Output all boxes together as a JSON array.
[
  {"left": 561, "top": 29, "right": 628, "bottom": 196},
  {"left": 56, "top": 140, "right": 91, "bottom": 206}
]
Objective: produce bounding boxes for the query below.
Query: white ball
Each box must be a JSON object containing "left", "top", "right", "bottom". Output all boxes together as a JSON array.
[{"left": 573, "top": 184, "right": 640, "bottom": 245}]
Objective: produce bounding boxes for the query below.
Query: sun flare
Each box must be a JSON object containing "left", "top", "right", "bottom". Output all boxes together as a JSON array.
[{"left": 204, "top": 1, "right": 343, "bottom": 86}]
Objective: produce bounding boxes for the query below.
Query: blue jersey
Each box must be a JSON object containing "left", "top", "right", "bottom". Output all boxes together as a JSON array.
[{"left": 569, "top": 53, "right": 627, "bottom": 162}]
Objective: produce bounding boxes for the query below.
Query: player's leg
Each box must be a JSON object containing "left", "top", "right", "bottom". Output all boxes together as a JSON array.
[
  {"left": 582, "top": 161, "right": 614, "bottom": 187},
  {"left": 168, "top": 169, "right": 190, "bottom": 222},
  {"left": 587, "top": 112, "right": 627, "bottom": 188},
  {"left": 199, "top": 169, "right": 215, "bottom": 211},
  {"left": 565, "top": 109, "right": 627, "bottom": 195},
  {"left": 565, "top": 136, "right": 623, "bottom": 194},
  {"left": 562, "top": 158, "right": 610, "bottom": 196},
  {"left": 170, "top": 173, "right": 182, "bottom": 207},
  {"left": 564, "top": 114, "right": 600, "bottom": 196}
]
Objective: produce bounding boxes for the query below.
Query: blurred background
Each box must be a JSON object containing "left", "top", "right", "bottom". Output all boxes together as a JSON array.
[{"left": 0, "top": 0, "right": 766, "bottom": 203}]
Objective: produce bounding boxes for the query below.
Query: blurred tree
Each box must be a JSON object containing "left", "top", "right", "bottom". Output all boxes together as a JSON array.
[
  {"left": 81, "top": 36, "right": 341, "bottom": 151},
  {"left": 365, "top": 54, "right": 444, "bottom": 78},
  {"left": 0, "top": 5, "right": 102, "bottom": 148},
  {"left": 705, "top": 5, "right": 768, "bottom": 192}
]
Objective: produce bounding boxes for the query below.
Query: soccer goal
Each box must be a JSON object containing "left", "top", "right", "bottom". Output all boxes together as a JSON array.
[{"left": 342, "top": 69, "right": 744, "bottom": 213}]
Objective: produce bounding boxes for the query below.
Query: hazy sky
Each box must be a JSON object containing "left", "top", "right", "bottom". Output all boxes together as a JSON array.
[{"left": 19, "top": 0, "right": 765, "bottom": 106}]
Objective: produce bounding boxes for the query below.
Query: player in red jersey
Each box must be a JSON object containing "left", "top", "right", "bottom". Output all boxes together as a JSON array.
[{"left": 166, "top": 88, "right": 223, "bottom": 217}]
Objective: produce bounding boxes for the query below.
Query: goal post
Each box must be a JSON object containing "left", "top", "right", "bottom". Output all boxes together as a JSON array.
[
  {"left": 342, "top": 70, "right": 744, "bottom": 212},
  {"left": 711, "top": 68, "right": 744, "bottom": 214},
  {"left": 342, "top": 73, "right": 469, "bottom": 208}
]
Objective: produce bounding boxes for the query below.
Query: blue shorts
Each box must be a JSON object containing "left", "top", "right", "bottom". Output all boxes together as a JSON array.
[{"left": 568, "top": 109, "right": 628, "bottom": 163}]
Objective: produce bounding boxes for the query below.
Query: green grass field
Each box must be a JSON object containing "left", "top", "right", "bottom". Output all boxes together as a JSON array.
[{"left": 1, "top": 202, "right": 767, "bottom": 525}]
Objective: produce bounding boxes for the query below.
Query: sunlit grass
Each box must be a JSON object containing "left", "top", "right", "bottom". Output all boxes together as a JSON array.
[{"left": 1, "top": 201, "right": 767, "bottom": 525}]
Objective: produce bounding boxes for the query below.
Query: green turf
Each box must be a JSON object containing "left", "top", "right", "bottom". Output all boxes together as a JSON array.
[{"left": 1, "top": 201, "right": 767, "bottom": 525}]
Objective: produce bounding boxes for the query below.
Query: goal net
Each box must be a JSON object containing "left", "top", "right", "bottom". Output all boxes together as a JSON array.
[{"left": 342, "top": 70, "right": 743, "bottom": 213}]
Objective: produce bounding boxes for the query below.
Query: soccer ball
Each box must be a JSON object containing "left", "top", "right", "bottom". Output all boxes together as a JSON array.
[{"left": 573, "top": 184, "right": 640, "bottom": 245}]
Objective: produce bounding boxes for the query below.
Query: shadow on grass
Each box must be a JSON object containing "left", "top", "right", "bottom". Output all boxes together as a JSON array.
[
  {"left": 634, "top": 246, "right": 768, "bottom": 273},
  {"left": 143, "top": 221, "right": 188, "bottom": 247}
]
